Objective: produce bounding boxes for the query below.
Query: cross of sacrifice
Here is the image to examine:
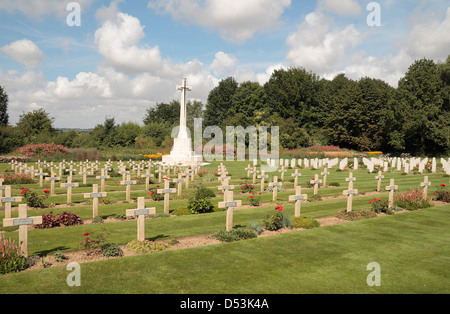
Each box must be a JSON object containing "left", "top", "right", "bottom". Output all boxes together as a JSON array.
[
  {"left": 96, "top": 169, "right": 110, "bottom": 192},
  {"left": 311, "top": 174, "right": 322, "bottom": 195},
  {"left": 218, "top": 191, "right": 242, "bottom": 231},
  {"left": 278, "top": 166, "right": 287, "bottom": 182},
  {"left": 177, "top": 77, "right": 192, "bottom": 140},
  {"left": 84, "top": 184, "right": 107, "bottom": 218},
  {"left": 343, "top": 172, "right": 358, "bottom": 212},
  {"left": 321, "top": 168, "right": 330, "bottom": 187},
  {"left": 385, "top": 179, "right": 398, "bottom": 209},
  {"left": 126, "top": 197, "right": 156, "bottom": 242},
  {"left": 36, "top": 168, "right": 48, "bottom": 188},
  {"left": 60, "top": 176, "right": 79, "bottom": 204},
  {"left": 289, "top": 186, "right": 308, "bottom": 218},
  {"left": 420, "top": 176, "right": 432, "bottom": 200},
  {"left": 375, "top": 171, "right": 385, "bottom": 192},
  {"left": 45, "top": 169, "right": 61, "bottom": 196},
  {"left": 3, "top": 204, "right": 42, "bottom": 258},
  {"left": 157, "top": 179, "right": 177, "bottom": 214},
  {"left": 258, "top": 171, "right": 269, "bottom": 193},
  {"left": 291, "top": 169, "right": 302, "bottom": 190},
  {"left": 173, "top": 173, "right": 185, "bottom": 196},
  {"left": 121, "top": 175, "right": 137, "bottom": 203},
  {"left": 141, "top": 169, "right": 154, "bottom": 191},
  {"left": 269, "top": 176, "right": 283, "bottom": 202},
  {"left": 1, "top": 185, "right": 23, "bottom": 219}
]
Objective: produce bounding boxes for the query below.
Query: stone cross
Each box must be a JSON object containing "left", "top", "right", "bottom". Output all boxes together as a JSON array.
[
  {"left": 96, "top": 169, "right": 110, "bottom": 193},
  {"left": 173, "top": 173, "right": 185, "bottom": 196},
  {"left": 141, "top": 169, "right": 154, "bottom": 191},
  {"left": 278, "top": 166, "right": 287, "bottom": 182},
  {"left": 157, "top": 179, "right": 176, "bottom": 214},
  {"left": 84, "top": 184, "right": 107, "bottom": 218},
  {"left": 420, "top": 176, "right": 432, "bottom": 200},
  {"left": 321, "top": 168, "right": 330, "bottom": 187},
  {"left": 121, "top": 175, "right": 137, "bottom": 203},
  {"left": 60, "top": 176, "right": 79, "bottom": 204},
  {"left": 375, "top": 171, "right": 384, "bottom": 192},
  {"left": 66, "top": 167, "right": 77, "bottom": 181},
  {"left": 45, "top": 170, "right": 61, "bottom": 196},
  {"left": 269, "top": 176, "right": 283, "bottom": 202},
  {"left": 343, "top": 172, "right": 358, "bottom": 212},
  {"left": 3, "top": 204, "right": 42, "bottom": 258},
  {"left": 56, "top": 163, "right": 65, "bottom": 178},
  {"left": 155, "top": 166, "right": 164, "bottom": 183},
  {"left": 1, "top": 186, "right": 23, "bottom": 219},
  {"left": 80, "top": 167, "right": 89, "bottom": 185},
  {"left": 183, "top": 172, "right": 191, "bottom": 189},
  {"left": 311, "top": 174, "right": 322, "bottom": 195},
  {"left": 218, "top": 179, "right": 234, "bottom": 201},
  {"left": 36, "top": 169, "right": 48, "bottom": 188},
  {"left": 291, "top": 169, "right": 302, "bottom": 190},
  {"left": 385, "top": 179, "right": 398, "bottom": 209},
  {"left": 176, "top": 78, "right": 192, "bottom": 140},
  {"left": 289, "top": 186, "right": 308, "bottom": 218},
  {"left": 0, "top": 178, "right": 4, "bottom": 207},
  {"left": 245, "top": 165, "right": 253, "bottom": 178},
  {"left": 126, "top": 197, "right": 156, "bottom": 242},
  {"left": 257, "top": 171, "right": 269, "bottom": 193},
  {"left": 218, "top": 191, "right": 242, "bottom": 231},
  {"left": 251, "top": 167, "right": 259, "bottom": 185}
]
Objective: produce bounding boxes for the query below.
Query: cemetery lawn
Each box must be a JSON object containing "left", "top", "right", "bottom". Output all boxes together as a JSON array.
[{"left": 1, "top": 204, "right": 450, "bottom": 294}]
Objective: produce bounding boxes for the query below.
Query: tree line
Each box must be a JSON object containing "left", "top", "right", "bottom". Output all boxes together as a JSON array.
[{"left": 0, "top": 55, "right": 449, "bottom": 156}]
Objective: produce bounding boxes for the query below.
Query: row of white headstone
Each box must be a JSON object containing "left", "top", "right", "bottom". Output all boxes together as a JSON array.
[{"left": 262, "top": 156, "right": 449, "bottom": 174}]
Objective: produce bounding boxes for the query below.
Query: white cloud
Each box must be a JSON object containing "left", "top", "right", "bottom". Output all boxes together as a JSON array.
[
  {"left": 148, "top": 0, "right": 291, "bottom": 43},
  {"left": 406, "top": 7, "right": 450, "bottom": 60},
  {"left": 286, "top": 12, "right": 361, "bottom": 74},
  {"left": 317, "top": 0, "right": 362, "bottom": 17},
  {"left": 210, "top": 52, "right": 238, "bottom": 77},
  {"left": 0, "top": 39, "right": 44, "bottom": 68}
]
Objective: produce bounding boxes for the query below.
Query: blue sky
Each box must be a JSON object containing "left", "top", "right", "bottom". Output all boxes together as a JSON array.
[{"left": 0, "top": 0, "right": 449, "bottom": 128}]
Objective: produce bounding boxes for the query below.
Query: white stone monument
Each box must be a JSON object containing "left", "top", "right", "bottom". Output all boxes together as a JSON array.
[{"left": 163, "top": 78, "right": 203, "bottom": 166}]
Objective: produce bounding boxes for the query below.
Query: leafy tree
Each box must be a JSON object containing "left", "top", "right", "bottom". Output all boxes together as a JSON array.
[
  {"left": 0, "top": 85, "right": 8, "bottom": 127},
  {"left": 389, "top": 58, "right": 448, "bottom": 155},
  {"left": 16, "top": 108, "right": 56, "bottom": 142},
  {"left": 231, "top": 81, "right": 268, "bottom": 119},
  {"left": 115, "top": 122, "right": 142, "bottom": 147},
  {"left": 204, "top": 77, "right": 238, "bottom": 127},
  {"left": 143, "top": 101, "right": 180, "bottom": 126}
]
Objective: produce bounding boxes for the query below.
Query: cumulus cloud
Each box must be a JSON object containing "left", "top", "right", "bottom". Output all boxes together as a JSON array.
[
  {"left": 148, "top": 0, "right": 291, "bottom": 43},
  {"left": 0, "top": 39, "right": 44, "bottom": 68},
  {"left": 317, "top": 0, "right": 362, "bottom": 16},
  {"left": 286, "top": 12, "right": 361, "bottom": 74},
  {"left": 210, "top": 52, "right": 238, "bottom": 77}
]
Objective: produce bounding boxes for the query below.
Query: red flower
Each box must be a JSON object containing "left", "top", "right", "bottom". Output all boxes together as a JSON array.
[
  {"left": 369, "top": 201, "right": 373, "bottom": 204},
  {"left": 441, "top": 184, "right": 447, "bottom": 187},
  {"left": 250, "top": 196, "right": 254, "bottom": 199},
  {"left": 44, "top": 190, "right": 50, "bottom": 194},
  {"left": 83, "top": 233, "right": 89, "bottom": 236},
  {"left": 149, "top": 192, "right": 153, "bottom": 196},
  {"left": 375, "top": 198, "right": 381, "bottom": 201},
  {"left": 275, "top": 206, "right": 283, "bottom": 212},
  {"left": 20, "top": 190, "right": 24, "bottom": 194},
  {"left": 240, "top": 186, "right": 243, "bottom": 189},
  {"left": 259, "top": 192, "right": 262, "bottom": 195},
  {"left": 434, "top": 192, "right": 437, "bottom": 195}
]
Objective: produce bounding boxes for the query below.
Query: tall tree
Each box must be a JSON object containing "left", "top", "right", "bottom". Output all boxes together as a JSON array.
[
  {"left": 16, "top": 108, "right": 56, "bottom": 137},
  {"left": 0, "top": 85, "right": 9, "bottom": 127},
  {"left": 389, "top": 58, "right": 448, "bottom": 155},
  {"left": 204, "top": 77, "right": 238, "bottom": 127}
]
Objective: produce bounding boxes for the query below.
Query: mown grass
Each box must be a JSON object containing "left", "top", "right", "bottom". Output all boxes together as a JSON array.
[{"left": 1, "top": 160, "right": 449, "bottom": 294}]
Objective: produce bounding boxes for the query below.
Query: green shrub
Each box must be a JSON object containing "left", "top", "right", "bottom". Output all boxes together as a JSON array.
[
  {"left": 1, "top": 173, "right": 35, "bottom": 185},
  {"left": 433, "top": 184, "right": 449, "bottom": 203},
  {"left": 369, "top": 198, "right": 390, "bottom": 213},
  {"left": 126, "top": 240, "right": 170, "bottom": 254},
  {"left": 212, "top": 228, "right": 258, "bottom": 243},
  {"left": 264, "top": 206, "right": 293, "bottom": 231},
  {"left": 172, "top": 206, "right": 193, "bottom": 216},
  {"left": 53, "top": 251, "right": 68, "bottom": 262},
  {"left": 187, "top": 185, "right": 215, "bottom": 214},
  {"left": 21, "top": 188, "right": 49, "bottom": 208},
  {"left": 327, "top": 182, "right": 340, "bottom": 187},
  {"left": 0, "top": 234, "right": 28, "bottom": 274},
  {"left": 246, "top": 195, "right": 260, "bottom": 207},
  {"left": 291, "top": 217, "right": 321, "bottom": 229},
  {"left": 394, "top": 189, "right": 434, "bottom": 211},
  {"left": 248, "top": 221, "right": 264, "bottom": 235},
  {"left": 101, "top": 243, "right": 123, "bottom": 258},
  {"left": 92, "top": 216, "right": 104, "bottom": 224}
]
